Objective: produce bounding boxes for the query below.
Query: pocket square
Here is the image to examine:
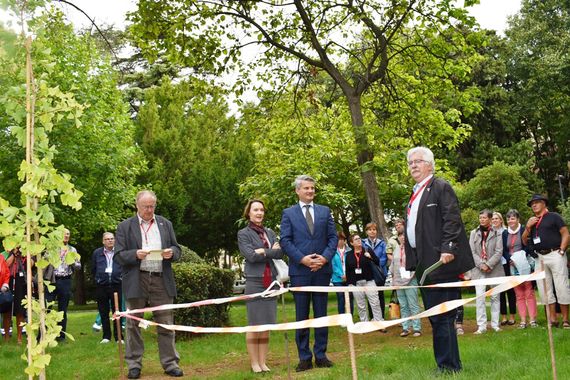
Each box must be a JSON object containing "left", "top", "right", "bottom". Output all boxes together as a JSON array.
[{"left": 426, "top": 203, "right": 438, "bottom": 207}]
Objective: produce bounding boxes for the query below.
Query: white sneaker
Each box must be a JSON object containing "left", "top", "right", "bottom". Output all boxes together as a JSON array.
[
  {"left": 92, "top": 323, "right": 102, "bottom": 332},
  {"left": 100, "top": 338, "right": 110, "bottom": 344},
  {"left": 473, "top": 329, "right": 487, "bottom": 335},
  {"left": 117, "top": 339, "right": 125, "bottom": 344},
  {"left": 493, "top": 327, "right": 502, "bottom": 332}
]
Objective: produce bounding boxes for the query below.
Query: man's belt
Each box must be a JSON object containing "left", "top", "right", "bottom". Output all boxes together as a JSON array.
[
  {"left": 535, "top": 248, "right": 560, "bottom": 255},
  {"left": 140, "top": 270, "right": 163, "bottom": 277}
]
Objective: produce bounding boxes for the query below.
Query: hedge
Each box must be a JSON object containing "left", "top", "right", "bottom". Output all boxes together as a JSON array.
[{"left": 173, "top": 262, "right": 235, "bottom": 336}]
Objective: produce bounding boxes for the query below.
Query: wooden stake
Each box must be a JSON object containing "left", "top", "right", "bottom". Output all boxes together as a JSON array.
[
  {"left": 114, "top": 292, "right": 125, "bottom": 380},
  {"left": 344, "top": 291, "right": 357, "bottom": 380},
  {"left": 281, "top": 291, "right": 291, "bottom": 380},
  {"left": 541, "top": 261, "right": 558, "bottom": 380}
]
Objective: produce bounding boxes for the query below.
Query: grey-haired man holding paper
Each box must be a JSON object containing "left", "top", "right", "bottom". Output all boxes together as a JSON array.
[
  {"left": 404, "top": 147, "right": 474, "bottom": 374},
  {"left": 114, "top": 190, "right": 183, "bottom": 379}
]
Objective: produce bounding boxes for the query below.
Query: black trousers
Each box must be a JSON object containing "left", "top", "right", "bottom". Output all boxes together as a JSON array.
[
  {"left": 421, "top": 284, "right": 462, "bottom": 372},
  {"left": 95, "top": 283, "right": 122, "bottom": 341}
]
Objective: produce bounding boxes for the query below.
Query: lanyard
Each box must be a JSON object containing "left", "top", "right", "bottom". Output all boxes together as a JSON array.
[
  {"left": 535, "top": 212, "right": 547, "bottom": 237},
  {"left": 140, "top": 219, "right": 155, "bottom": 245},
  {"left": 407, "top": 181, "right": 429, "bottom": 215},
  {"left": 104, "top": 250, "right": 114, "bottom": 269},
  {"left": 509, "top": 233, "right": 517, "bottom": 254},
  {"left": 338, "top": 248, "right": 345, "bottom": 265},
  {"left": 400, "top": 245, "right": 406, "bottom": 267},
  {"left": 354, "top": 250, "right": 362, "bottom": 269}
]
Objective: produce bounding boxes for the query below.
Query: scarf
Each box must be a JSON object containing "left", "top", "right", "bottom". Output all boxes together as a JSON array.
[{"left": 249, "top": 222, "right": 272, "bottom": 287}]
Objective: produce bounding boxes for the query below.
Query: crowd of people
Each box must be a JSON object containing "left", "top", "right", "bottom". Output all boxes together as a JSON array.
[{"left": 1, "top": 146, "right": 569, "bottom": 378}]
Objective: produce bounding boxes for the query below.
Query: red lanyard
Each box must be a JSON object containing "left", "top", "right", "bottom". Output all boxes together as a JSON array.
[
  {"left": 400, "top": 245, "right": 406, "bottom": 267},
  {"left": 535, "top": 212, "right": 547, "bottom": 237},
  {"left": 140, "top": 219, "right": 155, "bottom": 244},
  {"left": 509, "top": 233, "right": 517, "bottom": 254},
  {"left": 407, "top": 181, "right": 429, "bottom": 215},
  {"left": 354, "top": 250, "right": 362, "bottom": 269},
  {"left": 339, "top": 248, "right": 345, "bottom": 265}
]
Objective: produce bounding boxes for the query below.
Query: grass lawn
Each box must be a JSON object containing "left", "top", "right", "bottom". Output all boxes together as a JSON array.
[{"left": 1, "top": 294, "right": 568, "bottom": 379}]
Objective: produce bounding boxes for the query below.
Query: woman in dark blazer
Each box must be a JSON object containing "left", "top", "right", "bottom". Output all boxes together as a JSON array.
[{"left": 237, "top": 199, "right": 283, "bottom": 373}]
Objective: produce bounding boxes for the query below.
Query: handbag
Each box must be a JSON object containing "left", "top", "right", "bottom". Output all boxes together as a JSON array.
[
  {"left": 0, "top": 290, "right": 14, "bottom": 305},
  {"left": 389, "top": 290, "right": 400, "bottom": 319},
  {"left": 371, "top": 262, "right": 386, "bottom": 286},
  {"left": 272, "top": 259, "right": 289, "bottom": 283}
]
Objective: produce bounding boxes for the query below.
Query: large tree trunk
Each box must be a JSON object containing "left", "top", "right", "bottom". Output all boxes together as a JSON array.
[{"left": 346, "top": 95, "right": 389, "bottom": 238}]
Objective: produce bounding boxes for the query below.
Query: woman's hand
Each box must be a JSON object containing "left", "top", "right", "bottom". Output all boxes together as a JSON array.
[
  {"left": 254, "top": 248, "right": 266, "bottom": 255},
  {"left": 1, "top": 285, "right": 8, "bottom": 293},
  {"left": 272, "top": 242, "right": 280, "bottom": 249}
]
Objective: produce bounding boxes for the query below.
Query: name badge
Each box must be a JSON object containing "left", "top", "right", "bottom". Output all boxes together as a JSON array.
[
  {"left": 105, "top": 267, "right": 113, "bottom": 274},
  {"left": 19, "top": 271, "right": 24, "bottom": 277},
  {"left": 533, "top": 237, "right": 541, "bottom": 244},
  {"left": 400, "top": 267, "right": 411, "bottom": 279},
  {"left": 355, "top": 268, "right": 362, "bottom": 274}
]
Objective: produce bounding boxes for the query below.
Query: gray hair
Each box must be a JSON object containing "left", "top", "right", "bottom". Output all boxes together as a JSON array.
[
  {"left": 136, "top": 190, "right": 157, "bottom": 203},
  {"left": 505, "top": 209, "right": 520, "bottom": 220},
  {"left": 102, "top": 232, "right": 114, "bottom": 239},
  {"left": 407, "top": 146, "right": 435, "bottom": 172},
  {"left": 294, "top": 175, "right": 316, "bottom": 189}
]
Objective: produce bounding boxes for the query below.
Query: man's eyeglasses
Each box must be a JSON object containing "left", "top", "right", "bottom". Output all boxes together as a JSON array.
[{"left": 407, "top": 159, "right": 428, "bottom": 167}]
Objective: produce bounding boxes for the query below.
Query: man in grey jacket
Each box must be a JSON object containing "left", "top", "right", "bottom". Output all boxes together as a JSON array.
[{"left": 114, "top": 190, "right": 183, "bottom": 379}]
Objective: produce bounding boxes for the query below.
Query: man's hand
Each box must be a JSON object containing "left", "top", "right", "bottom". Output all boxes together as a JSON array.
[
  {"left": 1, "top": 285, "right": 8, "bottom": 293},
  {"left": 254, "top": 248, "right": 266, "bottom": 255},
  {"left": 272, "top": 242, "right": 280, "bottom": 249},
  {"left": 136, "top": 249, "right": 149, "bottom": 260},
  {"left": 480, "top": 263, "right": 491, "bottom": 272},
  {"left": 300, "top": 255, "right": 313, "bottom": 268},
  {"left": 440, "top": 252, "right": 455, "bottom": 264},
  {"left": 526, "top": 216, "right": 539, "bottom": 230},
  {"left": 309, "top": 254, "right": 328, "bottom": 272},
  {"left": 162, "top": 248, "right": 173, "bottom": 260}
]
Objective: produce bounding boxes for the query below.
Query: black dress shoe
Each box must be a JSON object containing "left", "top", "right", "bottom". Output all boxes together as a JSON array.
[
  {"left": 315, "top": 357, "right": 334, "bottom": 368},
  {"left": 127, "top": 368, "right": 141, "bottom": 379},
  {"left": 165, "top": 368, "right": 184, "bottom": 377},
  {"left": 295, "top": 360, "right": 313, "bottom": 372}
]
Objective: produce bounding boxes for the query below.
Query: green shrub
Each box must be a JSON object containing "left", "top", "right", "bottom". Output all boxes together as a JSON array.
[
  {"left": 178, "top": 244, "right": 204, "bottom": 264},
  {"left": 173, "top": 262, "right": 234, "bottom": 336}
]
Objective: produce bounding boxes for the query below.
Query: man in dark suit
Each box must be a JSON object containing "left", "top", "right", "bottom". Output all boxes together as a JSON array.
[
  {"left": 404, "top": 147, "right": 474, "bottom": 374},
  {"left": 114, "top": 190, "right": 183, "bottom": 379},
  {"left": 280, "top": 175, "right": 338, "bottom": 372},
  {"left": 91, "top": 232, "right": 123, "bottom": 344}
]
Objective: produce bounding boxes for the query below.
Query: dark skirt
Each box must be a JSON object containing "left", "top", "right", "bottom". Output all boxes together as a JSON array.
[{"left": 245, "top": 277, "right": 278, "bottom": 326}]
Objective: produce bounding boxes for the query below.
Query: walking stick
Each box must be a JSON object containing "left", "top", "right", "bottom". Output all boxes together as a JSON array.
[
  {"left": 114, "top": 292, "right": 125, "bottom": 380},
  {"left": 345, "top": 290, "right": 357, "bottom": 380},
  {"left": 540, "top": 261, "right": 558, "bottom": 380}
]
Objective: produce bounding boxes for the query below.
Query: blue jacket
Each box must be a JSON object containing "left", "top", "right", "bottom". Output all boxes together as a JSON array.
[
  {"left": 92, "top": 247, "right": 122, "bottom": 286},
  {"left": 331, "top": 246, "right": 352, "bottom": 283},
  {"left": 363, "top": 237, "right": 387, "bottom": 274},
  {"left": 280, "top": 203, "right": 338, "bottom": 277}
]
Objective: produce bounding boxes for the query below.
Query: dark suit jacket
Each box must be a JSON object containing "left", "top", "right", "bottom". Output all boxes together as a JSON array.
[
  {"left": 280, "top": 203, "right": 338, "bottom": 276},
  {"left": 237, "top": 226, "right": 283, "bottom": 278},
  {"left": 114, "top": 214, "right": 181, "bottom": 299},
  {"left": 404, "top": 177, "right": 474, "bottom": 283}
]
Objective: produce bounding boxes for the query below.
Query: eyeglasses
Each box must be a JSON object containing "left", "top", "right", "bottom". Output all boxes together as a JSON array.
[{"left": 407, "top": 159, "right": 428, "bottom": 167}]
